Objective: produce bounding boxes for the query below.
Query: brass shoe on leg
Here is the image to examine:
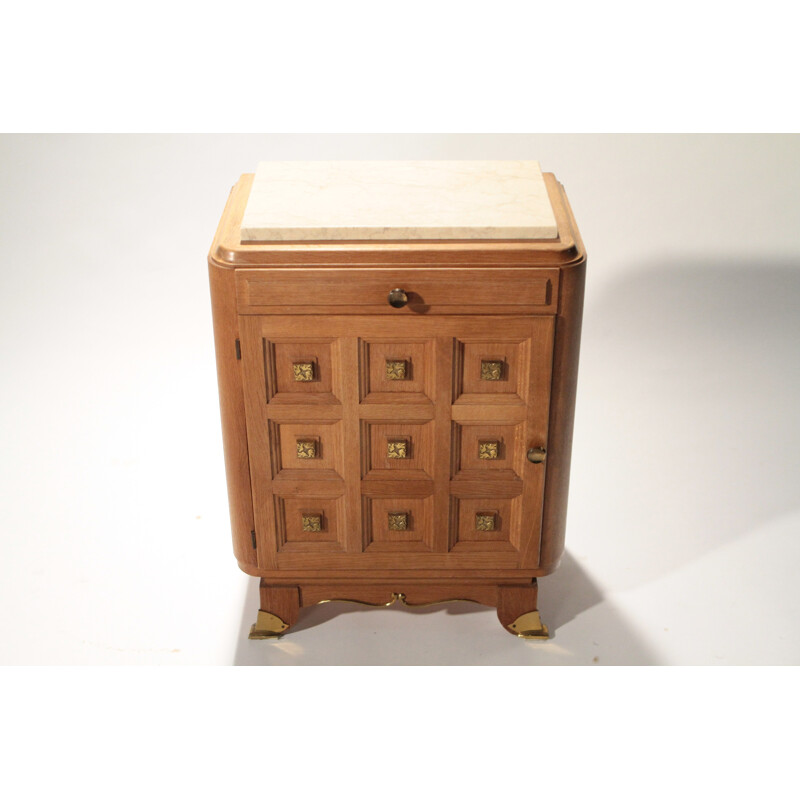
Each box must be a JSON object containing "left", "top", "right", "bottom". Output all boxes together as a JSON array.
[
  {"left": 508, "top": 610, "right": 550, "bottom": 640},
  {"left": 248, "top": 610, "right": 289, "bottom": 639}
]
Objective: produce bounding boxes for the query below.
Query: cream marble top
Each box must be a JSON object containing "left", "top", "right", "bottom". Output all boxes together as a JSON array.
[{"left": 240, "top": 160, "right": 558, "bottom": 242}]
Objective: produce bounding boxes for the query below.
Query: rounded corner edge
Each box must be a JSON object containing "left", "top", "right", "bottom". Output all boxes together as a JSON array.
[
  {"left": 208, "top": 246, "right": 240, "bottom": 270},
  {"left": 236, "top": 558, "right": 261, "bottom": 577}
]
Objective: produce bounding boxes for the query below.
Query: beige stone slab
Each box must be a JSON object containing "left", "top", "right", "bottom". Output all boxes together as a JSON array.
[{"left": 240, "top": 160, "right": 558, "bottom": 242}]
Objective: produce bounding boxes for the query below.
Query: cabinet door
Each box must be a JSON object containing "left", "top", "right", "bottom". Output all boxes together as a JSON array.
[{"left": 238, "top": 315, "right": 553, "bottom": 571}]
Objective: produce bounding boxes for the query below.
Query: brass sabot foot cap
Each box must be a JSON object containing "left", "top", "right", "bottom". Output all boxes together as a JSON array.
[
  {"left": 508, "top": 610, "right": 550, "bottom": 640},
  {"left": 248, "top": 609, "right": 289, "bottom": 640}
]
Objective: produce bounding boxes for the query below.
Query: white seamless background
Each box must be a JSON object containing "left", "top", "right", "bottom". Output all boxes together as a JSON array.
[{"left": 1, "top": 133, "right": 798, "bottom": 665}]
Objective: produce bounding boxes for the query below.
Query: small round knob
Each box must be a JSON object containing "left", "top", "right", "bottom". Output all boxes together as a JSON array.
[
  {"left": 527, "top": 447, "right": 547, "bottom": 464},
  {"left": 388, "top": 288, "right": 408, "bottom": 308}
]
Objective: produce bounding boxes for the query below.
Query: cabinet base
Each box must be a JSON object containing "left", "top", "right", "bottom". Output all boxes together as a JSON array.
[{"left": 248, "top": 578, "right": 548, "bottom": 640}]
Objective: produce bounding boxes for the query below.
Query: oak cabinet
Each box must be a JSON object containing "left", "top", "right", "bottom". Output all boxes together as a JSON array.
[{"left": 209, "top": 162, "right": 586, "bottom": 639}]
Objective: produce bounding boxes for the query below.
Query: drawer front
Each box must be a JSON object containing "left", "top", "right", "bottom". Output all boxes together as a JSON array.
[{"left": 235, "top": 267, "right": 559, "bottom": 315}]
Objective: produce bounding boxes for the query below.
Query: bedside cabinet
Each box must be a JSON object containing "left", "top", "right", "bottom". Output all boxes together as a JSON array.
[{"left": 208, "top": 161, "right": 586, "bottom": 639}]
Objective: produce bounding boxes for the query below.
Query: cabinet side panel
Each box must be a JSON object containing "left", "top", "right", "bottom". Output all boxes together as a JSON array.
[
  {"left": 209, "top": 262, "right": 256, "bottom": 567},
  {"left": 539, "top": 258, "right": 586, "bottom": 572}
]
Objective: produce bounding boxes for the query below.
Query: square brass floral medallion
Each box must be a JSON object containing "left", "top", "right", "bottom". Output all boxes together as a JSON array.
[
  {"left": 301, "top": 513, "right": 322, "bottom": 532},
  {"left": 296, "top": 439, "right": 317, "bottom": 459},
  {"left": 293, "top": 362, "right": 314, "bottom": 382},
  {"left": 480, "top": 360, "right": 503, "bottom": 381},
  {"left": 385, "top": 359, "right": 407, "bottom": 380},
  {"left": 386, "top": 440, "right": 408, "bottom": 459},
  {"left": 478, "top": 441, "right": 499, "bottom": 460},
  {"left": 475, "top": 513, "right": 496, "bottom": 532},
  {"left": 388, "top": 512, "right": 408, "bottom": 531}
]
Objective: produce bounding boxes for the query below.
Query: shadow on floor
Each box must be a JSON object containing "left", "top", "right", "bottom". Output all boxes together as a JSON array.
[
  {"left": 573, "top": 258, "right": 800, "bottom": 588},
  {"left": 541, "top": 551, "right": 604, "bottom": 630}
]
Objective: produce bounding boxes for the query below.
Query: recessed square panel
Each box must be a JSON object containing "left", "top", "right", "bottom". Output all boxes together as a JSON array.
[
  {"left": 453, "top": 339, "right": 530, "bottom": 403},
  {"left": 452, "top": 423, "right": 522, "bottom": 479},
  {"left": 449, "top": 495, "right": 520, "bottom": 552},
  {"left": 363, "top": 495, "right": 434, "bottom": 552},
  {"left": 274, "top": 494, "right": 345, "bottom": 552},
  {"left": 360, "top": 339, "right": 433, "bottom": 403},
  {"left": 269, "top": 420, "right": 343, "bottom": 479},
  {"left": 362, "top": 421, "right": 433, "bottom": 479},
  {"left": 267, "top": 340, "right": 340, "bottom": 404}
]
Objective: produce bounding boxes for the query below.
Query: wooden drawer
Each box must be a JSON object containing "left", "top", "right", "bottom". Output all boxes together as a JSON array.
[{"left": 235, "top": 267, "right": 559, "bottom": 315}]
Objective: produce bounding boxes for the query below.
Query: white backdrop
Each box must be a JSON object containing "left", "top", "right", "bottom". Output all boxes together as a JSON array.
[{"left": 1, "top": 133, "right": 798, "bottom": 664}]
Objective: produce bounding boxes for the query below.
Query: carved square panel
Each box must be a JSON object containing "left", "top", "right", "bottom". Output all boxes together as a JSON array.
[
  {"left": 269, "top": 420, "right": 343, "bottom": 479},
  {"left": 449, "top": 495, "right": 520, "bottom": 552},
  {"left": 363, "top": 494, "right": 434, "bottom": 552},
  {"left": 453, "top": 338, "right": 530, "bottom": 403},
  {"left": 452, "top": 423, "right": 523, "bottom": 479},
  {"left": 274, "top": 493, "right": 345, "bottom": 551},
  {"left": 268, "top": 339, "right": 340, "bottom": 403},
  {"left": 362, "top": 421, "right": 434, "bottom": 479},
  {"left": 359, "top": 339, "right": 433, "bottom": 403}
]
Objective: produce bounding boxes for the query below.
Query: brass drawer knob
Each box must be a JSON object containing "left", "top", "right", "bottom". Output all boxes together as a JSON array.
[
  {"left": 388, "top": 288, "right": 408, "bottom": 308},
  {"left": 527, "top": 447, "right": 547, "bottom": 464}
]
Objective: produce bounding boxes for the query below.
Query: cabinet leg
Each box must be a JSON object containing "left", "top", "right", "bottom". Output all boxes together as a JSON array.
[
  {"left": 249, "top": 583, "right": 300, "bottom": 639},
  {"left": 497, "top": 580, "right": 549, "bottom": 639}
]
